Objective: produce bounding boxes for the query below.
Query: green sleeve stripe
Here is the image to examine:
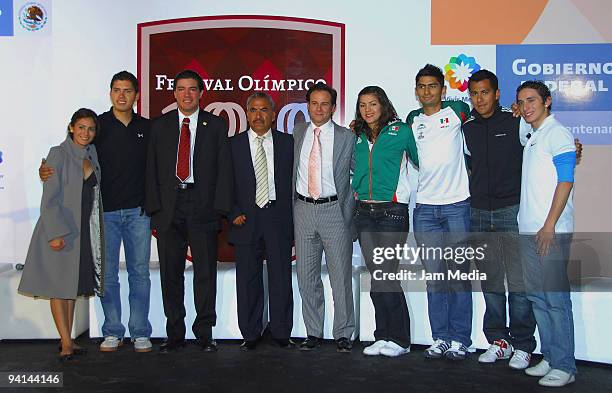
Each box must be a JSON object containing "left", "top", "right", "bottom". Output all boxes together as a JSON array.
[{"left": 404, "top": 123, "right": 419, "bottom": 168}]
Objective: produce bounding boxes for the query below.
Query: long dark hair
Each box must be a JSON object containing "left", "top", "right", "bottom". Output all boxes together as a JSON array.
[{"left": 353, "top": 86, "right": 399, "bottom": 142}]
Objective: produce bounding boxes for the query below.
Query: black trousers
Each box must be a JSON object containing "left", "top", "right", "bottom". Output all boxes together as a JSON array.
[
  {"left": 234, "top": 206, "right": 293, "bottom": 341},
  {"left": 156, "top": 189, "right": 218, "bottom": 342},
  {"left": 355, "top": 202, "right": 411, "bottom": 348}
]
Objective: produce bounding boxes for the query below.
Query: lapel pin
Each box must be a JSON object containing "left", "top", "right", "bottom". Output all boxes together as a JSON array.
[{"left": 202, "top": 121, "right": 207, "bottom": 126}]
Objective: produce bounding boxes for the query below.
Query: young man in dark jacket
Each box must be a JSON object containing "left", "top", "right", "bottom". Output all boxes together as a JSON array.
[{"left": 463, "top": 69, "right": 535, "bottom": 369}]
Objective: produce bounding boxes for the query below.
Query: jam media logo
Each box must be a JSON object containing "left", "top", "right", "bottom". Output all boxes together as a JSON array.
[
  {"left": 18, "top": 1, "right": 47, "bottom": 31},
  {"left": 444, "top": 54, "right": 481, "bottom": 92},
  {"left": 138, "top": 15, "right": 345, "bottom": 135}
]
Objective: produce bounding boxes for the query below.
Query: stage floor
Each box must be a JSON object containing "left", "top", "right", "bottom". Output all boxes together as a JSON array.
[{"left": 1, "top": 332, "right": 610, "bottom": 393}]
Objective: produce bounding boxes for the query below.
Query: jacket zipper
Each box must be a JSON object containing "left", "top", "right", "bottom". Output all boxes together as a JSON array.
[
  {"left": 485, "top": 118, "right": 491, "bottom": 212},
  {"left": 368, "top": 136, "right": 377, "bottom": 199}
]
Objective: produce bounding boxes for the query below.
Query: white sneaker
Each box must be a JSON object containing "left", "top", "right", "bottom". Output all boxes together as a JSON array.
[
  {"left": 379, "top": 341, "right": 410, "bottom": 357},
  {"left": 538, "top": 369, "right": 575, "bottom": 387},
  {"left": 99, "top": 336, "right": 123, "bottom": 352},
  {"left": 509, "top": 349, "right": 531, "bottom": 370},
  {"left": 363, "top": 340, "right": 389, "bottom": 356},
  {"left": 444, "top": 340, "right": 469, "bottom": 360},
  {"left": 478, "top": 339, "right": 513, "bottom": 363},
  {"left": 525, "top": 359, "right": 551, "bottom": 377},
  {"left": 133, "top": 337, "right": 152, "bottom": 353},
  {"left": 424, "top": 339, "right": 451, "bottom": 359}
]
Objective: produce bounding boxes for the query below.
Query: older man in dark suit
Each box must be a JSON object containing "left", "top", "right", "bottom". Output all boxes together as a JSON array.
[
  {"left": 145, "top": 69, "right": 232, "bottom": 353},
  {"left": 228, "top": 92, "right": 294, "bottom": 350}
]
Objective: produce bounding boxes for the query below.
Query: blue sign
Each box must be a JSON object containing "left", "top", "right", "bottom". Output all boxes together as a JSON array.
[
  {"left": 0, "top": 0, "right": 14, "bottom": 36},
  {"left": 497, "top": 44, "right": 612, "bottom": 144}
]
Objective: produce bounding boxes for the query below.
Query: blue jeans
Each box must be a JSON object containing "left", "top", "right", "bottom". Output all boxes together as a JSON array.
[
  {"left": 520, "top": 233, "right": 575, "bottom": 375},
  {"left": 413, "top": 198, "right": 472, "bottom": 347},
  {"left": 100, "top": 207, "right": 152, "bottom": 339},
  {"left": 355, "top": 202, "right": 411, "bottom": 348},
  {"left": 471, "top": 205, "right": 536, "bottom": 352}
]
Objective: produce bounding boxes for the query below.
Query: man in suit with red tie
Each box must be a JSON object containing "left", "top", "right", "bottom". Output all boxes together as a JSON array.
[
  {"left": 145, "top": 70, "right": 233, "bottom": 353},
  {"left": 228, "top": 92, "right": 294, "bottom": 350}
]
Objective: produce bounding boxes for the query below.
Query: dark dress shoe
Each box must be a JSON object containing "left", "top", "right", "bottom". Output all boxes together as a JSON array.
[
  {"left": 273, "top": 338, "right": 296, "bottom": 349},
  {"left": 200, "top": 339, "right": 218, "bottom": 352},
  {"left": 159, "top": 340, "right": 186, "bottom": 354},
  {"left": 240, "top": 340, "right": 258, "bottom": 351},
  {"left": 299, "top": 336, "right": 322, "bottom": 351},
  {"left": 58, "top": 353, "right": 74, "bottom": 363},
  {"left": 336, "top": 337, "right": 352, "bottom": 353}
]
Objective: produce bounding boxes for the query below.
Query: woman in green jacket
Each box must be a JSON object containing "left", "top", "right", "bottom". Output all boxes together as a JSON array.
[{"left": 352, "top": 86, "right": 419, "bottom": 357}]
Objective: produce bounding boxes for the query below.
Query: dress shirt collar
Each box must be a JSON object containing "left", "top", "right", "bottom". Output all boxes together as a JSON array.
[
  {"left": 310, "top": 119, "right": 333, "bottom": 134},
  {"left": 248, "top": 128, "right": 272, "bottom": 141},
  {"left": 178, "top": 108, "right": 200, "bottom": 125}
]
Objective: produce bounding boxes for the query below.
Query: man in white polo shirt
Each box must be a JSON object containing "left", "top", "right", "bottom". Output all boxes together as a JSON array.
[
  {"left": 515, "top": 80, "right": 577, "bottom": 388},
  {"left": 406, "top": 64, "right": 473, "bottom": 360}
]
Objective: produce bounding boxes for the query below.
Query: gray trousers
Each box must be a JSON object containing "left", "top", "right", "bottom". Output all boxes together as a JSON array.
[{"left": 294, "top": 199, "right": 355, "bottom": 339}]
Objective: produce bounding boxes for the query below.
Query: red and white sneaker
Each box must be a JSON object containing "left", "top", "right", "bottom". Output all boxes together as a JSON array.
[
  {"left": 478, "top": 339, "right": 513, "bottom": 363},
  {"left": 509, "top": 349, "right": 531, "bottom": 369}
]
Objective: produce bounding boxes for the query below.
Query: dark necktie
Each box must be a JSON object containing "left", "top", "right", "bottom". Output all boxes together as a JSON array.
[{"left": 176, "top": 117, "right": 191, "bottom": 182}]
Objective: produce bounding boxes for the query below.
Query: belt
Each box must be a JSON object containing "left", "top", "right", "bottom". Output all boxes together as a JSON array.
[
  {"left": 297, "top": 193, "right": 338, "bottom": 204},
  {"left": 176, "top": 183, "right": 195, "bottom": 190},
  {"left": 257, "top": 201, "right": 276, "bottom": 209},
  {"left": 357, "top": 201, "right": 406, "bottom": 209}
]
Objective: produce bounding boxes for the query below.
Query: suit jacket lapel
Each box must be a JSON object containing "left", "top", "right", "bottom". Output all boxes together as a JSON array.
[
  {"left": 295, "top": 123, "right": 307, "bottom": 155},
  {"left": 243, "top": 131, "right": 256, "bottom": 190},
  {"left": 332, "top": 122, "right": 345, "bottom": 183},
  {"left": 169, "top": 110, "right": 180, "bottom": 146},
  {"left": 193, "top": 109, "right": 206, "bottom": 169},
  {"left": 169, "top": 110, "right": 181, "bottom": 184},
  {"left": 272, "top": 130, "right": 280, "bottom": 189}
]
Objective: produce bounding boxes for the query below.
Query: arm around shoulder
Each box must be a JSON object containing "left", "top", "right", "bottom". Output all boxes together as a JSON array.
[{"left": 144, "top": 124, "right": 161, "bottom": 215}]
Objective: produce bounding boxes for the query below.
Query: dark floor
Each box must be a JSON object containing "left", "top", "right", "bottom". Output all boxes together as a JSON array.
[{"left": 1, "top": 333, "right": 610, "bottom": 393}]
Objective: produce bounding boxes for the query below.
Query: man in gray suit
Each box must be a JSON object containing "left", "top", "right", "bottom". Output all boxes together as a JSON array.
[{"left": 292, "top": 82, "right": 355, "bottom": 352}]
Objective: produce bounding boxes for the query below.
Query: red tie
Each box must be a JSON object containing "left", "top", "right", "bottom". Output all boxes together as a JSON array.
[{"left": 176, "top": 117, "right": 191, "bottom": 182}]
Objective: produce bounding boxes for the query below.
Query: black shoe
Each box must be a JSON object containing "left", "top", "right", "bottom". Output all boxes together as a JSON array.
[
  {"left": 336, "top": 337, "right": 352, "bottom": 353},
  {"left": 58, "top": 345, "right": 87, "bottom": 356},
  {"left": 200, "top": 339, "right": 218, "bottom": 352},
  {"left": 58, "top": 353, "right": 74, "bottom": 363},
  {"left": 273, "top": 338, "right": 296, "bottom": 349},
  {"left": 159, "top": 340, "right": 186, "bottom": 354},
  {"left": 240, "top": 340, "right": 258, "bottom": 351},
  {"left": 299, "top": 336, "right": 322, "bottom": 351}
]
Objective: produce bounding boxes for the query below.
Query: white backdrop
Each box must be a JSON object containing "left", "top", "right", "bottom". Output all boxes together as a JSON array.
[{"left": 1, "top": 0, "right": 611, "bottom": 264}]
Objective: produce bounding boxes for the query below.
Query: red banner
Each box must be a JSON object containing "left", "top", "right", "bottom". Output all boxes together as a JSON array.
[{"left": 138, "top": 15, "right": 345, "bottom": 261}]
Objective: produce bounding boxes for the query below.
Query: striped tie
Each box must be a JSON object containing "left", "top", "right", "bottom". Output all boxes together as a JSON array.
[{"left": 254, "top": 136, "right": 269, "bottom": 208}]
